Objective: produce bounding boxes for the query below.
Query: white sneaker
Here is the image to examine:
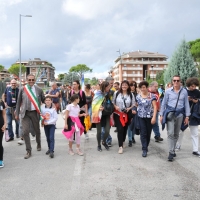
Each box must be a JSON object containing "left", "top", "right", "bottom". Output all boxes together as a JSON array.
[
  {"left": 31, "top": 136, "right": 35, "bottom": 141},
  {"left": 85, "top": 133, "right": 89, "bottom": 140},
  {"left": 18, "top": 139, "right": 24, "bottom": 145},
  {"left": 175, "top": 145, "right": 181, "bottom": 151}
]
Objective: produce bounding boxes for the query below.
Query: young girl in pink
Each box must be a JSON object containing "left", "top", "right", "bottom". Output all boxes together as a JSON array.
[{"left": 64, "top": 94, "right": 85, "bottom": 156}]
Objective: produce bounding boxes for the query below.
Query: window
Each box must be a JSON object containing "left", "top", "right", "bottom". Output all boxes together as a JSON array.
[
  {"left": 132, "top": 71, "right": 135, "bottom": 74},
  {"left": 124, "top": 65, "right": 127, "bottom": 67},
  {"left": 137, "top": 65, "right": 140, "bottom": 67}
]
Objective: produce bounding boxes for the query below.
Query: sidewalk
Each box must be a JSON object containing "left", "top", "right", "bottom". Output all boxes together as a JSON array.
[{"left": 1, "top": 114, "right": 200, "bottom": 200}]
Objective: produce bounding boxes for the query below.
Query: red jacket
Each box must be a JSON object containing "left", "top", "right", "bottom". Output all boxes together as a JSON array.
[{"left": 148, "top": 89, "right": 160, "bottom": 111}]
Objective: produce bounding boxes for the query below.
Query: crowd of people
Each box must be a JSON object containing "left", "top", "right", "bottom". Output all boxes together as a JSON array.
[{"left": 0, "top": 74, "right": 200, "bottom": 168}]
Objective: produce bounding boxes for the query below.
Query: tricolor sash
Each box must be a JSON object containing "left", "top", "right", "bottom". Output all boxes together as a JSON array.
[{"left": 24, "top": 85, "right": 44, "bottom": 120}]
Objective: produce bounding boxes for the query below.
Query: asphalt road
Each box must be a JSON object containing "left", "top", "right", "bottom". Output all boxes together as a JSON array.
[{"left": 1, "top": 114, "right": 200, "bottom": 200}]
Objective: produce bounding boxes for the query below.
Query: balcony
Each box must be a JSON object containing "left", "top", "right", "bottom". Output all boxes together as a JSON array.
[
  {"left": 122, "top": 67, "right": 143, "bottom": 70},
  {"left": 123, "top": 74, "right": 142, "bottom": 77},
  {"left": 150, "top": 74, "right": 156, "bottom": 79}
]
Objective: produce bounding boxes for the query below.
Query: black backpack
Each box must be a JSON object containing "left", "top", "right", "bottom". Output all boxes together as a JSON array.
[{"left": 102, "top": 94, "right": 114, "bottom": 116}]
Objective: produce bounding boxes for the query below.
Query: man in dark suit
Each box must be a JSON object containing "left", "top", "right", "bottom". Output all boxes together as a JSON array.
[{"left": 15, "top": 74, "right": 45, "bottom": 159}]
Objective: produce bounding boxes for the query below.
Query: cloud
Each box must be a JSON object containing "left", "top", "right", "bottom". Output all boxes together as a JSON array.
[
  {"left": 0, "top": 45, "right": 16, "bottom": 59},
  {"left": 62, "top": 0, "right": 122, "bottom": 20}
]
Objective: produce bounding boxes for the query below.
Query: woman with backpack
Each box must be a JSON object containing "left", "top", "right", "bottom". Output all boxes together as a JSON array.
[
  {"left": 112, "top": 80, "right": 136, "bottom": 154},
  {"left": 92, "top": 81, "right": 113, "bottom": 152}
]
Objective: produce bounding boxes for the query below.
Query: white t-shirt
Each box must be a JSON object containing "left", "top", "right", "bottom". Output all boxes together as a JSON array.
[{"left": 66, "top": 103, "right": 80, "bottom": 117}]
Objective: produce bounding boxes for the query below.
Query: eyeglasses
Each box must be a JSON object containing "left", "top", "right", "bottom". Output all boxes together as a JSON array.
[
  {"left": 28, "top": 79, "right": 35, "bottom": 82},
  {"left": 173, "top": 80, "right": 180, "bottom": 82}
]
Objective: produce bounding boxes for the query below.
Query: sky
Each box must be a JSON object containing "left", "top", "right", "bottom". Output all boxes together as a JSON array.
[{"left": 0, "top": 0, "right": 200, "bottom": 79}]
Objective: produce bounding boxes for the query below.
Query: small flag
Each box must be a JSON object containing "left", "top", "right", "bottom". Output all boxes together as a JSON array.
[{"left": 81, "top": 74, "right": 84, "bottom": 90}]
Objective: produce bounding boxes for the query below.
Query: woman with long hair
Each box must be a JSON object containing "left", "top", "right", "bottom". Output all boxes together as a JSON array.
[
  {"left": 70, "top": 80, "right": 89, "bottom": 139},
  {"left": 112, "top": 80, "right": 136, "bottom": 154},
  {"left": 127, "top": 81, "right": 138, "bottom": 146},
  {"left": 92, "top": 81, "right": 112, "bottom": 152},
  {"left": 84, "top": 84, "right": 94, "bottom": 130},
  {"left": 136, "top": 81, "right": 157, "bottom": 157}
]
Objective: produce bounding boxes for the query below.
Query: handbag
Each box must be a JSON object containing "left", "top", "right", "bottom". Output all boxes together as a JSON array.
[
  {"left": 102, "top": 95, "right": 114, "bottom": 116},
  {"left": 4, "top": 128, "right": 10, "bottom": 142},
  {"left": 167, "top": 88, "right": 183, "bottom": 120},
  {"left": 123, "top": 96, "right": 133, "bottom": 120}
]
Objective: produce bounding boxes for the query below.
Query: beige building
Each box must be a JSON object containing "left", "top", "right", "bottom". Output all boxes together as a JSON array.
[
  {"left": 0, "top": 69, "right": 10, "bottom": 81},
  {"left": 16, "top": 58, "right": 55, "bottom": 82},
  {"left": 112, "top": 50, "right": 168, "bottom": 83}
]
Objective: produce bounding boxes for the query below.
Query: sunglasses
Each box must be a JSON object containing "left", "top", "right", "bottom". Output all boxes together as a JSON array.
[
  {"left": 173, "top": 80, "right": 180, "bottom": 82},
  {"left": 28, "top": 79, "right": 35, "bottom": 82}
]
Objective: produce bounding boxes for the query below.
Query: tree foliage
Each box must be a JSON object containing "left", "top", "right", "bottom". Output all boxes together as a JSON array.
[
  {"left": 58, "top": 73, "right": 65, "bottom": 81},
  {"left": 164, "top": 39, "right": 197, "bottom": 85},
  {"left": 63, "top": 72, "right": 79, "bottom": 84},
  {"left": 188, "top": 38, "right": 200, "bottom": 62},
  {"left": 0, "top": 65, "right": 4, "bottom": 72},
  {"left": 69, "top": 64, "right": 92, "bottom": 80},
  {"left": 8, "top": 64, "right": 26, "bottom": 77}
]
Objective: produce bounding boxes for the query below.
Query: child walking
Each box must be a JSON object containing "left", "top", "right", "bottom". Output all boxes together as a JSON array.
[
  {"left": 41, "top": 97, "right": 58, "bottom": 158},
  {"left": 64, "top": 94, "right": 85, "bottom": 156}
]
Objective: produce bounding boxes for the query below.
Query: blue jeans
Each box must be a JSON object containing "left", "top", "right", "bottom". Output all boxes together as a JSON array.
[
  {"left": 101, "top": 127, "right": 112, "bottom": 144},
  {"left": 62, "top": 97, "right": 68, "bottom": 110},
  {"left": 44, "top": 124, "right": 55, "bottom": 152},
  {"left": 152, "top": 112, "right": 160, "bottom": 137},
  {"left": 6, "top": 107, "right": 19, "bottom": 138},
  {"left": 128, "top": 125, "right": 133, "bottom": 141}
]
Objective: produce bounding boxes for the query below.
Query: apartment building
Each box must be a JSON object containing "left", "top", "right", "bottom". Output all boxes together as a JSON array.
[
  {"left": 112, "top": 50, "right": 168, "bottom": 83},
  {"left": 15, "top": 58, "right": 55, "bottom": 82}
]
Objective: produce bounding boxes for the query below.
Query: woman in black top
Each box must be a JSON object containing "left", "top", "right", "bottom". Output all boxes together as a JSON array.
[
  {"left": 0, "top": 100, "right": 6, "bottom": 168},
  {"left": 84, "top": 84, "right": 94, "bottom": 130},
  {"left": 70, "top": 80, "right": 89, "bottom": 139},
  {"left": 127, "top": 81, "right": 138, "bottom": 146}
]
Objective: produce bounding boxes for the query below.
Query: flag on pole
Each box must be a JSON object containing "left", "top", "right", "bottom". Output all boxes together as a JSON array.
[{"left": 81, "top": 74, "right": 84, "bottom": 90}]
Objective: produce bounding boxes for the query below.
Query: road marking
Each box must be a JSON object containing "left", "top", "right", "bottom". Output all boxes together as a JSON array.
[{"left": 71, "top": 141, "right": 85, "bottom": 191}]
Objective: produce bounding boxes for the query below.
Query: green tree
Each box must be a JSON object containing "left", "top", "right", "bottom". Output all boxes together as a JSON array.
[
  {"left": 58, "top": 73, "right": 65, "bottom": 81},
  {"left": 8, "top": 64, "right": 26, "bottom": 77},
  {"left": 69, "top": 64, "right": 92, "bottom": 80},
  {"left": 0, "top": 65, "right": 4, "bottom": 72},
  {"left": 188, "top": 38, "right": 200, "bottom": 62},
  {"left": 156, "top": 70, "right": 165, "bottom": 85},
  {"left": 90, "top": 77, "right": 98, "bottom": 85},
  {"left": 63, "top": 72, "right": 79, "bottom": 84},
  {"left": 84, "top": 78, "right": 90, "bottom": 84},
  {"left": 164, "top": 39, "right": 197, "bottom": 85}
]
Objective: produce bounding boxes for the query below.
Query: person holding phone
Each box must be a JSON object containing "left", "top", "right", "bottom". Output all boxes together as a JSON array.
[{"left": 176, "top": 77, "right": 200, "bottom": 156}]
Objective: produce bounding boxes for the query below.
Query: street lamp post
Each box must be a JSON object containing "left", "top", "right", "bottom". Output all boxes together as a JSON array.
[
  {"left": 117, "top": 49, "right": 122, "bottom": 81},
  {"left": 151, "top": 65, "right": 154, "bottom": 80},
  {"left": 19, "top": 14, "right": 32, "bottom": 86}
]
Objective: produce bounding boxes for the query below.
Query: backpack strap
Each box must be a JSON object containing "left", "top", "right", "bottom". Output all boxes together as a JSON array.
[
  {"left": 80, "top": 90, "right": 83, "bottom": 99},
  {"left": 115, "top": 91, "right": 120, "bottom": 104}
]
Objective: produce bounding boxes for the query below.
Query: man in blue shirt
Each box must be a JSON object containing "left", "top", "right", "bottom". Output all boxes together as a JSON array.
[
  {"left": 160, "top": 75, "right": 190, "bottom": 162},
  {"left": 4, "top": 79, "right": 19, "bottom": 141}
]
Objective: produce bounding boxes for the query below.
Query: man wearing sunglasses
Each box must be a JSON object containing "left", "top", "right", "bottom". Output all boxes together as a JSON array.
[
  {"left": 160, "top": 75, "right": 190, "bottom": 162},
  {"left": 15, "top": 74, "right": 45, "bottom": 159}
]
